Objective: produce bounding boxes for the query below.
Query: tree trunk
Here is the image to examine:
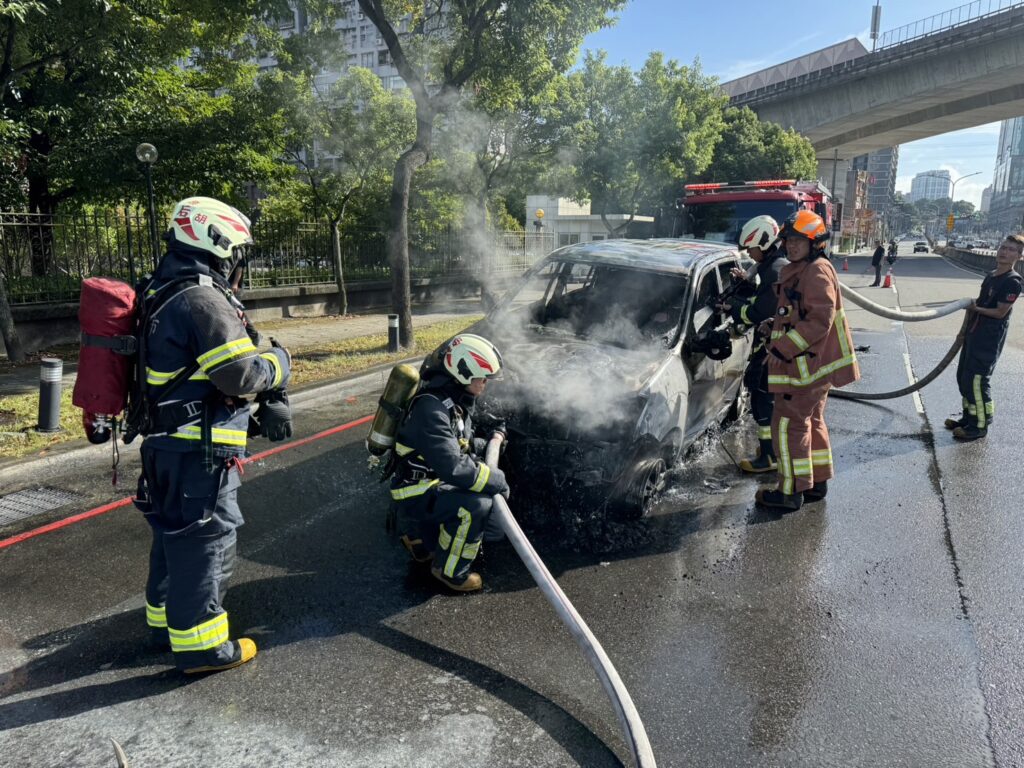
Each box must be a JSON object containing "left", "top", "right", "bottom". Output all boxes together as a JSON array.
[
  {"left": 0, "top": 273, "right": 25, "bottom": 362},
  {"left": 26, "top": 131, "right": 55, "bottom": 277},
  {"left": 330, "top": 218, "right": 348, "bottom": 316}
]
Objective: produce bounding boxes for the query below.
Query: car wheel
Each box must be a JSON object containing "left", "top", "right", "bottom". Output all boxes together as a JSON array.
[{"left": 614, "top": 456, "right": 667, "bottom": 520}]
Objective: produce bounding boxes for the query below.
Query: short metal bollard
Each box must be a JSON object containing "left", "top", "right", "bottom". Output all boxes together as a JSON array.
[
  {"left": 387, "top": 314, "right": 399, "bottom": 353},
  {"left": 37, "top": 357, "right": 63, "bottom": 433}
]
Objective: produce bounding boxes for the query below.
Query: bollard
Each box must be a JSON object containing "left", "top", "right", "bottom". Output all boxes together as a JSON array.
[
  {"left": 387, "top": 314, "right": 399, "bottom": 353},
  {"left": 37, "top": 357, "right": 63, "bottom": 433}
]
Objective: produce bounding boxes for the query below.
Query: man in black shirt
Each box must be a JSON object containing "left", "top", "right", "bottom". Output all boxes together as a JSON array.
[
  {"left": 869, "top": 240, "right": 885, "bottom": 287},
  {"left": 945, "top": 234, "right": 1024, "bottom": 441}
]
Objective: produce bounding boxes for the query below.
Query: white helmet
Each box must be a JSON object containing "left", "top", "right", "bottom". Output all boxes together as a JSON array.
[
  {"left": 443, "top": 334, "right": 503, "bottom": 385},
  {"left": 738, "top": 215, "right": 780, "bottom": 251},
  {"left": 167, "top": 197, "right": 253, "bottom": 259}
]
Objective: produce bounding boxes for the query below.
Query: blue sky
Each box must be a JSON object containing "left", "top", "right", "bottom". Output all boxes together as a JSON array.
[{"left": 581, "top": 0, "right": 1006, "bottom": 206}]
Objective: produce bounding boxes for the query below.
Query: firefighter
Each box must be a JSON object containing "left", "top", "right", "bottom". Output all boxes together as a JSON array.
[
  {"left": 944, "top": 234, "right": 1024, "bottom": 441},
  {"left": 136, "top": 197, "right": 292, "bottom": 673},
  {"left": 719, "top": 215, "right": 788, "bottom": 473},
  {"left": 391, "top": 334, "right": 509, "bottom": 592},
  {"left": 758, "top": 210, "right": 860, "bottom": 512}
]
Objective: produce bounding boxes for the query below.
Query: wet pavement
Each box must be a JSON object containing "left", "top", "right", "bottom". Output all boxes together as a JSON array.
[{"left": 0, "top": 249, "right": 1019, "bottom": 767}]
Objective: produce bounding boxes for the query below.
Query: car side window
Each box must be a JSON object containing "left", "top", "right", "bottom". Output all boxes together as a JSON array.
[{"left": 689, "top": 267, "right": 722, "bottom": 336}]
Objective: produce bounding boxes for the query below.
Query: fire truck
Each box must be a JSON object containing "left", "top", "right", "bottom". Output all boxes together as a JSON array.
[{"left": 674, "top": 179, "right": 834, "bottom": 251}]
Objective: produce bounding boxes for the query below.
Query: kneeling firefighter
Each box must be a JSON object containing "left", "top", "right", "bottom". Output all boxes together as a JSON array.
[
  {"left": 134, "top": 197, "right": 292, "bottom": 673},
  {"left": 758, "top": 210, "right": 859, "bottom": 512},
  {"left": 719, "top": 215, "right": 788, "bottom": 473},
  {"left": 390, "top": 334, "right": 509, "bottom": 592}
]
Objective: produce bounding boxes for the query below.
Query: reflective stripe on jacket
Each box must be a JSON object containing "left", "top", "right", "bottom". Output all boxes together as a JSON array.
[{"left": 766, "top": 256, "right": 860, "bottom": 392}]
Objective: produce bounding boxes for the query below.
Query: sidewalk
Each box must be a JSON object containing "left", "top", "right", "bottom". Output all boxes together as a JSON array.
[{"left": 0, "top": 304, "right": 480, "bottom": 398}]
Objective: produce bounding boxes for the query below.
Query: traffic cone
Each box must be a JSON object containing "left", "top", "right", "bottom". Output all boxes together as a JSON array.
[
  {"left": 882, "top": 268, "right": 892, "bottom": 288},
  {"left": 842, "top": 257, "right": 849, "bottom": 272}
]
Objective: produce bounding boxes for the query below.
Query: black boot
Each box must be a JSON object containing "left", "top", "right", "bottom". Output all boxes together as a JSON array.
[
  {"left": 739, "top": 439, "right": 777, "bottom": 474},
  {"left": 755, "top": 488, "right": 803, "bottom": 512},
  {"left": 803, "top": 481, "right": 828, "bottom": 501},
  {"left": 953, "top": 424, "right": 987, "bottom": 441}
]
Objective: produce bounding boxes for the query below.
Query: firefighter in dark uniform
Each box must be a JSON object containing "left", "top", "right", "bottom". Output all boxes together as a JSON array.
[
  {"left": 135, "top": 197, "right": 292, "bottom": 673},
  {"left": 945, "top": 234, "right": 1024, "bottom": 441},
  {"left": 391, "top": 334, "right": 509, "bottom": 592},
  {"left": 720, "top": 215, "right": 788, "bottom": 473}
]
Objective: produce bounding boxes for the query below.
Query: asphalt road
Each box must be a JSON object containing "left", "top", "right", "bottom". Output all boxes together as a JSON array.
[{"left": 0, "top": 248, "right": 1020, "bottom": 767}]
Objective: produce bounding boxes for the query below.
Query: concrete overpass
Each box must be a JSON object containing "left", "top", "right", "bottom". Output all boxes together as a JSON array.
[{"left": 724, "top": 2, "right": 1024, "bottom": 179}]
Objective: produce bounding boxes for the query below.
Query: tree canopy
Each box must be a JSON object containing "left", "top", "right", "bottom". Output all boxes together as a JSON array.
[{"left": 698, "top": 107, "right": 818, "bottom": 183}]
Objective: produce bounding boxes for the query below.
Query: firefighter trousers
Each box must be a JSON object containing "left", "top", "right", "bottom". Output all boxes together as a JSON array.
[
  {"left": 137, "top": 445, "right": 246, "bottom": 670},
  {"left": 771, "top": 387, "right": 833, "bottom": 495},
  {"left": 956, "top": 333, "right": 1003, "bottom": 430},
  {"left": 744, "top": 347, "right": 774, "bottom": 450}
]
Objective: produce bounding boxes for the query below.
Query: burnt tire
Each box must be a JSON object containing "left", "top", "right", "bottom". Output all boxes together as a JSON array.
[{"left": 613, "top": 456, "right": 667, "bottom": 521}]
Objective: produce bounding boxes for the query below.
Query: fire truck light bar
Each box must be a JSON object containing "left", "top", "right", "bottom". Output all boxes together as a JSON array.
[
  {"left": 684, "top": 179, "right": 798, "bottom": 192},
  {"left": 683, "top": 183, "right": 725, "bottom": 191},
  {"left": 749, "top": 179, "right": 796, "bottom": 187}
]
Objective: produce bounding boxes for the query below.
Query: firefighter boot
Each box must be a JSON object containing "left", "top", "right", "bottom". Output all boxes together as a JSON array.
[
  {"left": 953, "top": 424, "right": 987, "bottom": 442},
  {"left": 400, "top": 534, "right": 433, "bottom": 564},
  {"left": 755, "top": 488, "right": 803, "bottom": 512},
  {"left": 803, "top": 481, "right": 828, "bottom": 501},
  {"left": 183, "top": 638, "right": 258, "bottom": 675},
  {"left": 739, "top": 439, "right": 777, "bottom": 473},
  {"left": 431, "top": 566, "right": 483, "bottom": 593},
  {"left": 944, "top": 416, "right": 968, "bottom": 430}
]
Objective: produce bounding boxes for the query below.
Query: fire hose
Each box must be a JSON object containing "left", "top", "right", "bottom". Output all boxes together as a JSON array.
[{"left": 484, "top": 436, "right": 657, "bottom": 768}]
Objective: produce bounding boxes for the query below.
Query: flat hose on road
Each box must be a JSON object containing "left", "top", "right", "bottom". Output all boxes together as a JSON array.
[
  {"left": 830, "top": 284, "right": 972, "bottom": 401},
  {"left": 484, "top": 437, "right": 657, "bottom": 768}
]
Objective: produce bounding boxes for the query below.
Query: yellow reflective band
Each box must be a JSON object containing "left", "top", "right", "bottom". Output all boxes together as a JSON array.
[
  {"left": 835, "top": 309, "right": 852, "bottom": 359},
  {"left": 395, "top": 443, "right": 416, "bottom": 457},
  {"left": 444, "top": 507, "right": 472, "bottom": 578},
  {"left": 740, "top": 303, "right": 752, "bottom": 325},
  {"left": 147, "top": 367, "right": 211, "bottom": 385},
  {"left": 470, "top": 462, "right": 491, "bottom": 493},
  {"left": 986, "top": 402, "right": 995, "bottom": 415},
  {"left": 771, "top": 330, "right": 785, "bottom": 340},
  {"left": 778, "top": 417, "right": 793, "bottom": 495},
  {"left": 168, "top": 612, "right": 230, "bottom": 652},
  {"left": 462, "top": 540, "right": 481, "bottom": 559},
  {"left": 197, "top": 338, "right": 257, "bottom": 373},
  {"left": 390, "top": 479, "right": 440, "bottom": 500},
  {"left": 146, "top": 602, "right": 167, "bottom": 629},
  {"left": 973, "top": 375, "right": 986, "bottom": 428},
  {"left": 792, "top": 458, "right": 813, "bottom": 477},
  {"left": 767, "top": 354, "right": 858, "bottom": 387},
  {"left": 170, "top": 426, "right": 248, "bottom": 446},
  {"left": 438, "top": 525, "right": 452, "bottom": 550},
  {"left": 757, "top": 426, "right": 772, "bottom": 440},
  {"left": 260, "top": 352, "right": 283, "bottom": 388},
  {"left": 787, "top": 329, "right": 810, "bottom": 351},
  {"left": 796, "top": 356, "right": 811, "bottom": 382},
  {"left": 811, "top": 449, "right": 833, "bottom": 466}
]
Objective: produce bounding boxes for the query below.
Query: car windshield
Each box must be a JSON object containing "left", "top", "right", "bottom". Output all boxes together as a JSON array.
[
  {"left": 683, "top": 199, "right": 799, "bottom": 243},
  {"left": 497, "top": 259, "right": 689, "bottom": 348}
]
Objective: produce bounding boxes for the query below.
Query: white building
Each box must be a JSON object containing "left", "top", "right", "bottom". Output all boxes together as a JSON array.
[
  {"left": 981, "top": 184, "right": 993, "bottom": 213},
  {"left": 909, "top": 170, "right": 952, "bottom": 202},
  {"left": 525, "top": 196, "right": 655, "bottom": 246}
]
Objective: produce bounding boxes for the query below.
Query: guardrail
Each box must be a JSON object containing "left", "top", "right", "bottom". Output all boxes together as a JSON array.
[{"left": 876, "top": 0, "right": 1024, "bottom": 50}]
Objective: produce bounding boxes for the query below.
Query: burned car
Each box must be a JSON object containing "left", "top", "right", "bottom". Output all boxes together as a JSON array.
[{"left": 474, "top": 239, "right": 753, "bottom": 521}]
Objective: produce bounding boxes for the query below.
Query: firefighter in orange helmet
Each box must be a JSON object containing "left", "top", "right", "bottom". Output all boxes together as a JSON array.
[{"left": 757, "top": 210, "right": 860, "bottom": 512}]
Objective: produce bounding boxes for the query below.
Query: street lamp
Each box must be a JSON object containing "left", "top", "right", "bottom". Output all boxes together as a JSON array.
[{"left": 135, "top": 142, "right": 160, "bottom": 268}]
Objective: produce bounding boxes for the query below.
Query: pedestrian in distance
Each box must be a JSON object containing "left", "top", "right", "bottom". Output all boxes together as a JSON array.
[
  {"left": 757, "top": 210, "right": 860, "bottom": 512},
  {"left": 945, "top": 234, "right": 1024, "bottom": 441},
  {"left": 870, "top": 240, "right": 885, "bottom": 286},
  {"left": 134, "top": 197, "right": 293, "bottom": 674},
  {"left": 390, "top": 334, "right": 509, "bottom": 592},
  {"left": 718, "top": 215, "right": 789, "bottom": 473}
]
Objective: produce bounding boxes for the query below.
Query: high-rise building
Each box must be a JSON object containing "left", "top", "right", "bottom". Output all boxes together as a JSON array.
[
  {"left": 908, "top": 170, "right": 952, "bottom": 202},
  {"left": 851, "top": 147, "right": 899, "bottom": 215},
  {"left": 981, "top": 184, "right": 993, "bottom": 214},
  {"left": 989, "top": 117, "right": 1024, "bottom": 232}
]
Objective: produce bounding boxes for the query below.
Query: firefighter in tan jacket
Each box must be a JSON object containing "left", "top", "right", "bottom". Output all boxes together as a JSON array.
[{"left": 757, "top": 210, "right": 860, "bottom": 512}]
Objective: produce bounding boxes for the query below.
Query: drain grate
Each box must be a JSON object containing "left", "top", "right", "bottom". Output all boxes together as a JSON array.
[{"left": 0, "top": 487, "right": 83, "bottom": 527}]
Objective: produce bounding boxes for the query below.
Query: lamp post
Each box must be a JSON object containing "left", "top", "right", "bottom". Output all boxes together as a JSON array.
[{"left": 135, "top": 143, "right": 160, "bottom": 268}]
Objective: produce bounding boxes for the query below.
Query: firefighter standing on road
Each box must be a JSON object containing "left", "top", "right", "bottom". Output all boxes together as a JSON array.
[
  {"left": 391, "top": 335, "right": 509, "bottom": 592},
  {"left": 758, "top": 210, "right": 860, "bottom": 512},
  {"left": 136, "top": 197, "right": 292, "bottom": 674},
  {"left": 944, "top": 234, "right": 1024, "bottom": 441},
  {"left": 719, "top": 215, "right": 789, "bottom": 473}
]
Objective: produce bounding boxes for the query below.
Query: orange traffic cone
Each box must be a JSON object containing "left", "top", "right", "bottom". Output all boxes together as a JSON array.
[
  {"left": 882, "top": 268, "right": 893, "bottom": 288},
  {"left": 842, "top": 257, "right": 849, "bottom": 272}
]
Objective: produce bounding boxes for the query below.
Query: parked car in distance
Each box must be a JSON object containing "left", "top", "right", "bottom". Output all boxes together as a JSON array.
[
  {"left": 474, "top": 238, "right": 753, "bottom": 522},
  {"left": 913, "top": 241, "right": 929, "bottom": 253},
  {"left": 976, "top": 240, "right": 992, "bottom": 249}
]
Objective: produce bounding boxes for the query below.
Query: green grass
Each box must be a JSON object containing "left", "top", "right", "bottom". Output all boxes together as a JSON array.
[{"left": 0, "top": 315, "right": 480, "bottom": 460}]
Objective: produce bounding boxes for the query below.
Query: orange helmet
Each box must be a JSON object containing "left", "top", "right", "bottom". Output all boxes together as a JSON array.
[{"left": 781, "top": 210, "right": 829, "bottom": 245}]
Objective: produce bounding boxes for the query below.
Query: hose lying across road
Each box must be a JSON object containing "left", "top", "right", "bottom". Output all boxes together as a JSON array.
[
  {"left": 484, "top": 436, "right": 657, "bottom": 768},
  {"left": 829, "top": 284, "right": 972, "bottom": 401}
]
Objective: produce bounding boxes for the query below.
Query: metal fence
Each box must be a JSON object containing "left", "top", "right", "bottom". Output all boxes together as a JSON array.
[
  {"left": 0, "top": 209, "right": 555, "bottom": 304},
  {"left": 876, "top": 0, "right": 1024, "bottom": 49}
]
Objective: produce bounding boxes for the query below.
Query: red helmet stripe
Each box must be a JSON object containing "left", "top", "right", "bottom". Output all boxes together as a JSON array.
[
  {"left": 174, "top": 217, "right": 199, "bottom": 240},
  {"left": 216, "top": 214, "right": 249, "bottom": 234},
  {"left": 742, "top": 230, "right": 758, "bottom": 245},
  {"left": 468, "top": 351, "right": 494, "bottom": 373}
]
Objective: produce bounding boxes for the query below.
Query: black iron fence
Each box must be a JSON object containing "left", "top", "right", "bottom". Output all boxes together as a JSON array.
[{"left": 0, "top": 210, "right": 555, "bottom": 304}]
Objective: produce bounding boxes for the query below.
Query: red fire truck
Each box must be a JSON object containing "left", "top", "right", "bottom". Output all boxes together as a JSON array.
[{"left": 675, "top": 179, "right": 834, "bottom": 250}]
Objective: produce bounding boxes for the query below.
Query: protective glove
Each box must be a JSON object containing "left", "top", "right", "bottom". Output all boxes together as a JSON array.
[{"left": 254, "top": 391, "right": 293, "bottom": 442}]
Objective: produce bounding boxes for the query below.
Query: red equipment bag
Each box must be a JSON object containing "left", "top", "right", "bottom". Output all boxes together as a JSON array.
[{"left": 72, "top": 278, "right": 138, "bottom": 431}]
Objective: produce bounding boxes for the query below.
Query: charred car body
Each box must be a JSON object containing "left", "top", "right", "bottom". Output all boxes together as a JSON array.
[{"left": 474, "top": 239, "right": 753, "bottom": 521}]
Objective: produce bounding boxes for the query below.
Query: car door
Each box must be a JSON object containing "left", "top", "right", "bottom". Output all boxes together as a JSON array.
[
  {"left": 715, "top": 256, "right": 750, "bottom": 401},
  {"left": 682, "top": 264, "right": 725, "bottom": 442}
]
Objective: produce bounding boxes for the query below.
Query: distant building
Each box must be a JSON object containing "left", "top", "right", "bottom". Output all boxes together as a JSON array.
[
  {"left": 851, "top": 147, "right": 899, "bottom": 215},
  {"left": 525, "top": 196, "right": 654, "bottom": 245},
  {"left": 908, "top": 170, "right": 952, "bottom": 202},
  {"left": 989, "top": 117, "right": 1024, "bottom": 233},
  {"left": 981, "top": 184, "right": 993, "bottom": 214}
]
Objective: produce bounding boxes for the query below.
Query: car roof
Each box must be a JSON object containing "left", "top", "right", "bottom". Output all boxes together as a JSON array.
[{"left": 544, "top": 238, "right": 738, "bottom": 275}]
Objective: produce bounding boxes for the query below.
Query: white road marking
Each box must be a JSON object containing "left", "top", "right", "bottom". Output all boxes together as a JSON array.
[{"left": 903, "top": 351, "right": 926, "bottom": 415}]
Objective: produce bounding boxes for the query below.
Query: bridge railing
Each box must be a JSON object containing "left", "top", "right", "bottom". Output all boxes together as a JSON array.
[{"left": 877, "top": 0, "right": 1024, "bottom": 49}]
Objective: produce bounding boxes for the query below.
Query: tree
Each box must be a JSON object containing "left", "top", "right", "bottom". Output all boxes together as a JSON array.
[
  {"left": 568, "top": 51, "right": 726, "bottom": 236},
  {"left": 698, "top": 106, "right": 817, "bottom": 183},
  {"left": 357, "top": 0, "right": 625, "bottom": 348},
  {"left": 286, "top": 67, "right": 415, "bottom": 314}
]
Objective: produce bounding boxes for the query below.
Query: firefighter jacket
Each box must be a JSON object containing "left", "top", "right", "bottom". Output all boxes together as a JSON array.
[
  {"left": 729, "top": 248, "right": 788, "bottom": 328},
  {"left": 142, "top": 249, "right": 290, "bottom": 454},
  {"left": 390, "top": 375, "right": 509, "bottom": 502},
  {"left": 766, "top": 255, "right": 860, "bottom": 393}
]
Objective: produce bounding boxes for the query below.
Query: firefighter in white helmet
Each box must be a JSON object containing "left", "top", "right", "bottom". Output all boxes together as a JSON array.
[{"left": 390, "top": 334, "right": 509, "bottom": 592}]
